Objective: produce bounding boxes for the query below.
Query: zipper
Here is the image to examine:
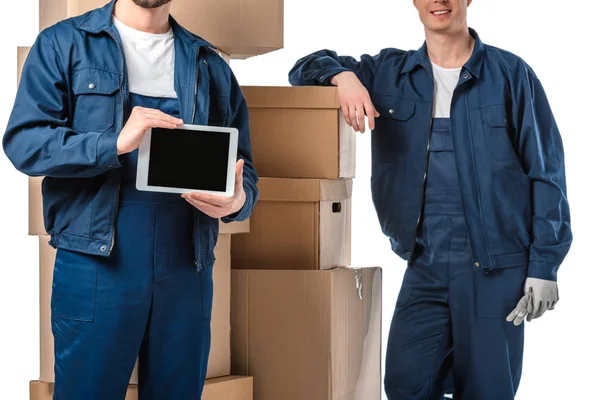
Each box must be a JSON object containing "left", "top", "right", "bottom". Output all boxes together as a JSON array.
[
  {"left": 191, "top": 47, "right": 201, "bottom": 124},
  {"left": 409, "top": 69, "right": 435, "bottom": 258},
  {"left": 107, "top": 29, "right": 126, "bottom": 255},
  {"left": 464, "top": 94, "right": 494, "bottom": 270}
]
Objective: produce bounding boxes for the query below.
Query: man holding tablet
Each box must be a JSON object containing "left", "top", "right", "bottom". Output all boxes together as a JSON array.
[{"left": 3, "top": 0, "right": 258, "bottom": 398}]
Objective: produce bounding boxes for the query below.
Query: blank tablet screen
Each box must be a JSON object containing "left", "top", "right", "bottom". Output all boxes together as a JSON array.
[{"left": 147, "top": 127, "right": 230, "bottom": 191}]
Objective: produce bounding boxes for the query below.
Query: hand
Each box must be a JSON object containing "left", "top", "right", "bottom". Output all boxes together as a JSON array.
[
  {"left": 506, "top": 278, "right": 559, "bottom": 326},
  {"left": 182, "top": 159, "right": 246, "bottom": 218},
  {"left": 117, "top": 106, "right": 184, "bottom": 155},
  {"left": 331, "top": 71, "right": 380, "bottom": 133}
]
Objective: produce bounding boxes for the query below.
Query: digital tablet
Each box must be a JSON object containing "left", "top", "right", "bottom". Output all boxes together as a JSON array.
[{"left": 136, "top": 124, "right": 239, "bottom": 197}]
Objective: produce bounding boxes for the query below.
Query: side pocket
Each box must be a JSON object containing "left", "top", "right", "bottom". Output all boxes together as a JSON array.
[
  {"left": 51, "top": 248, "right": 98, "bottom": 322},
  {"left": 199, "top": 261, "right": 215, "bottom": 320},
  {"left": 475, "top": 264, "right": 527, "bottom": 319}
]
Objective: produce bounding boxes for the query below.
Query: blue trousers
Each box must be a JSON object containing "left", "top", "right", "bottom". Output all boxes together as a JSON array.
[
  {"left": 51, "top": 94, "right": 213, "bottom": 399},
  {"left": 384, "top": 119, "right": 526, "bottom": 400}
]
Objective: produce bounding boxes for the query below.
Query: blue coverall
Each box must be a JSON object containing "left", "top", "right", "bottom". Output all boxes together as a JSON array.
[
  {"left": 383, "top": 118, "right": 525, "bottom": 399},
  {"left": 288, "top": 28, "right": 572, "bottom": 400},
  {"left": 52, "top": 94, "right": 212, "bottom": 400}
]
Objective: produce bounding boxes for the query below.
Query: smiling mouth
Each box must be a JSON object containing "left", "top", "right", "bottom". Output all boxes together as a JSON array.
[{"left": 431, "top": 10, "right": 452, "bottom": 16}]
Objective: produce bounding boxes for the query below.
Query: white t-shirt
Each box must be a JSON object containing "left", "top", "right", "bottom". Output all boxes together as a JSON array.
[
  {"left": 113, "top": 16, "right": 177, "bottom": 98},
  {"left": 431, "top": 62, "right": 462, "bottom": 118}
]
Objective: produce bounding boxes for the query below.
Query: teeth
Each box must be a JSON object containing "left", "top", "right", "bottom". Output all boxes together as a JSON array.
[{"left": 434, "top": 10, "right": 450, "bottom": 15}]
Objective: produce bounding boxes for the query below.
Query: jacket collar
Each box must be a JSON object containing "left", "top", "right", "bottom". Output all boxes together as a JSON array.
[
  {"left": 401, "top": 27, "right": 484, "bottom": 78},
  {"left": 76, "top": 0, "right": 215, "bottom": 49}
]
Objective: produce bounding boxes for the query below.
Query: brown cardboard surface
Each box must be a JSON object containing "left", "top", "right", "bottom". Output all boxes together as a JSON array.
[
  {"left": 207, "top": 234, "right": 232, "bottom": 378},
  {"left": 28, "top": 176, "right": 248, "bottom": 236},
  {"left": 39, "top": 234, "right": 232, "bottom": 382},
  {"left": 231, "top": 268, "right": 382, "bottom": 400},
  {"left": 201, "top": 375, "right": 253, "bottom": 400},
  {"left": 17, "top": 47, "right": 29, "bottom": 86},
  {"left": 30, "top": 376, "right": 253, "bottom": 399},
  {"left": 241, "top": 86, "right": 356, "bottom": 179},
  {"left": 38, "top": 0, "right": 282, "bottom": 59},
  {"left": 231, "top": 178, "right": 352, "bottom": 270}
]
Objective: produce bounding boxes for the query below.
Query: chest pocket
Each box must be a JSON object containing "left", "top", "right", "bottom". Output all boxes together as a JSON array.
[
  {"left": 208, "top": 95, "right": 229, "bottom": 127},
  {"left": 371, "top": 95, "right": 416, "bottom": 163},
  {"left": 71, "top": 68, "right": 120, "bottom": 133},
  {"left": 481, "top": 104, "right": 518, "bottom": 161}
]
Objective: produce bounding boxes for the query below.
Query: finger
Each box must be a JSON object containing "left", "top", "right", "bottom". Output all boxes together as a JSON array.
[
  {"left": 144, "top": 109, "right": 184, "bottom": 125},
  {"left": 183, "top": 197, "right": 224, "bottom": 218},
  {"left": 549, "top": 300, "right": 557, "bottom": 310},
  {"left": 514, "top": 310, "right": 528, "bottom": 326},
  {"left": 532, "top": 299, "right": 542, "bottom": 318},
  {"left": 235, "top": 159, "right": 245, "bottom": 182},
  {"left": 145, "top": 118, "right": 180, "bottom": 130},
  {"left": 186, "top": 192, "right": 232, "bottom": 207},
  {"left": 342, "top": 104, "right": 352, "bottom": 127},
  {"left": 506, "top": 308, "right": 519, "bottom": 323},
  {"left": 535, "top": 301, "right": 550, "bottom": 319},
  {"left": 365, "top": 101, "right": 376, "bottom": 131},
  {"left": 348, "top": 105, "right": 359, "bottom": 132},
  {"left": 526, "top": 294, "right": 534, "bottom": 314},
  {"left": 357, "top": 103, "right": 366, "bottom": 133}
]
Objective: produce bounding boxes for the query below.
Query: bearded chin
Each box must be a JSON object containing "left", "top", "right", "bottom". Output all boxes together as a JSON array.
[{"left": 132, "top": 0, "right": 172, "bottom": 9}]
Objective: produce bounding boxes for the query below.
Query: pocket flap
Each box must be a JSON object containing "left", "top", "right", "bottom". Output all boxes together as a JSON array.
[
  {"left": 492, "top": 251, "right": 529, "bottom": 269},
  {"left": 72, "top": 68, "right": 120, "bottom": 95},
  {"left": 481, "top": 104, "right": 508, "bottom": 127},
  {"left": 373, "top": 95, "right": 416, "bottom": 121}
]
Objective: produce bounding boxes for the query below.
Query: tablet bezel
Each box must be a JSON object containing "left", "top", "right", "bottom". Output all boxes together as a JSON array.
[{"left": 136, "top": 124, "right": 239, "bottom": 197}]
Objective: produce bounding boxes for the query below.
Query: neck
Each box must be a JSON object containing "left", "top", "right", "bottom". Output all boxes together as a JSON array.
[
  {"left": 113, "top": 0, "right": 172, "bottom": 34},
  {"left": 424, "top": 27, "right": 473, "bottom": 69}
]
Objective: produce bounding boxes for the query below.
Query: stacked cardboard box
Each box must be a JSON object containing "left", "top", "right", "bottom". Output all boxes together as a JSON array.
[
  {"left": 230, "top": 86, "right": 383, "bottom": 400},
  {"left": 30, "top": 376, "right": 254, "bottom": 400},
  {"left": 19, "top": 0, "right": 284, "bottom": 397}
]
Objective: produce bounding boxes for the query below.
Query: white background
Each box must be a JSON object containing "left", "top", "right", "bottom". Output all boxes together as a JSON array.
[{"left": 0, "top": 0, "right": 597, "bottom": 399}]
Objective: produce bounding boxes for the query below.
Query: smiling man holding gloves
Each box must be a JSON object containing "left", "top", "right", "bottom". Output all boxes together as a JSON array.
[
  {"left": 289, "top": 0, "right": 572, "bottom": 398},
  {"left": 3, "top": 0, "right": 258, "bottom": 398}
]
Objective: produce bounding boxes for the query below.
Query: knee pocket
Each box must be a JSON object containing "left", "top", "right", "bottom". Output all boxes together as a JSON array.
[
  {"left": 51, "top": 248, "right": 98, "bottom": 322},
  {"left": 475, "top": 265, "right": 527, "bottom": 318}
]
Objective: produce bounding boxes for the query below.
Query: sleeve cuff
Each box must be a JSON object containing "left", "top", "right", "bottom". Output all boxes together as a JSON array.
[
  {"left": 96, "top": 133, "right": 122, "bottom": 172},
  {"left": 221, "top": 182, "right": 254, "bottom": 223},
  {"left": 318, "top": 67, "right": 352, "bottom": 86},
  {"left": 527, "top": 260, "right": 559, "bottom": 281}
]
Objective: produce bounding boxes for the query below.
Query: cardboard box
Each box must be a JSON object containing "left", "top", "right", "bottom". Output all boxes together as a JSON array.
[
  {"left": 17, "top": 46, "right": 29, "bottom": 86},
  {"left": 231, "top": 268, "right": 382, "bottom": 400},
  {"left": 201, "top": 375, "right": 253, "bottom": 400},
  {"left": 242, "top": 86, "right": 356, "bottom": 179},
  {"left": 38, "top": 0, "right": 283, "bottom": 59},
  {"left": 29, "top": 375, "right": 253, "bottom": 399},
  {"left": 28, "top": 176, "right": 248, "bottom": 236},
  {"left": 39, "top": 233, "right": 233, "bottom": 382},
  {"left": 232, "top": 178, "right": 352, "bottom": 270}
]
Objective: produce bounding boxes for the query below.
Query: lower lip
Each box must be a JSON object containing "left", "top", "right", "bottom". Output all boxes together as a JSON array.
[{"left": 431, "top": 11, "right": 452, "bottom": 19}]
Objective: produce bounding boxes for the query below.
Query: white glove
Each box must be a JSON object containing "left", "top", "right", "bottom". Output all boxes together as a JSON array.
[{"left": 506, "top": 278, "right": 559, "bottom": 326}]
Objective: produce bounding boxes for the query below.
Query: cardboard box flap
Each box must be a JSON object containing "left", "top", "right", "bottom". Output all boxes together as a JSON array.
[
  {"left": 242, "top": 86, "right": 340, "bottom": 109},
  {"left": 257, "top": 178, "right": 352, "bottom": 202}
]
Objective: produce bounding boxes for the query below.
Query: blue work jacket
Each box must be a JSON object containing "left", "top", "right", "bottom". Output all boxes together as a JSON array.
[
  {"left": 289, "top": 29, "right": 571, "bottom": 281},
  {"left": 3, "top": 0, "right": 259, "bottom": 271}
]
